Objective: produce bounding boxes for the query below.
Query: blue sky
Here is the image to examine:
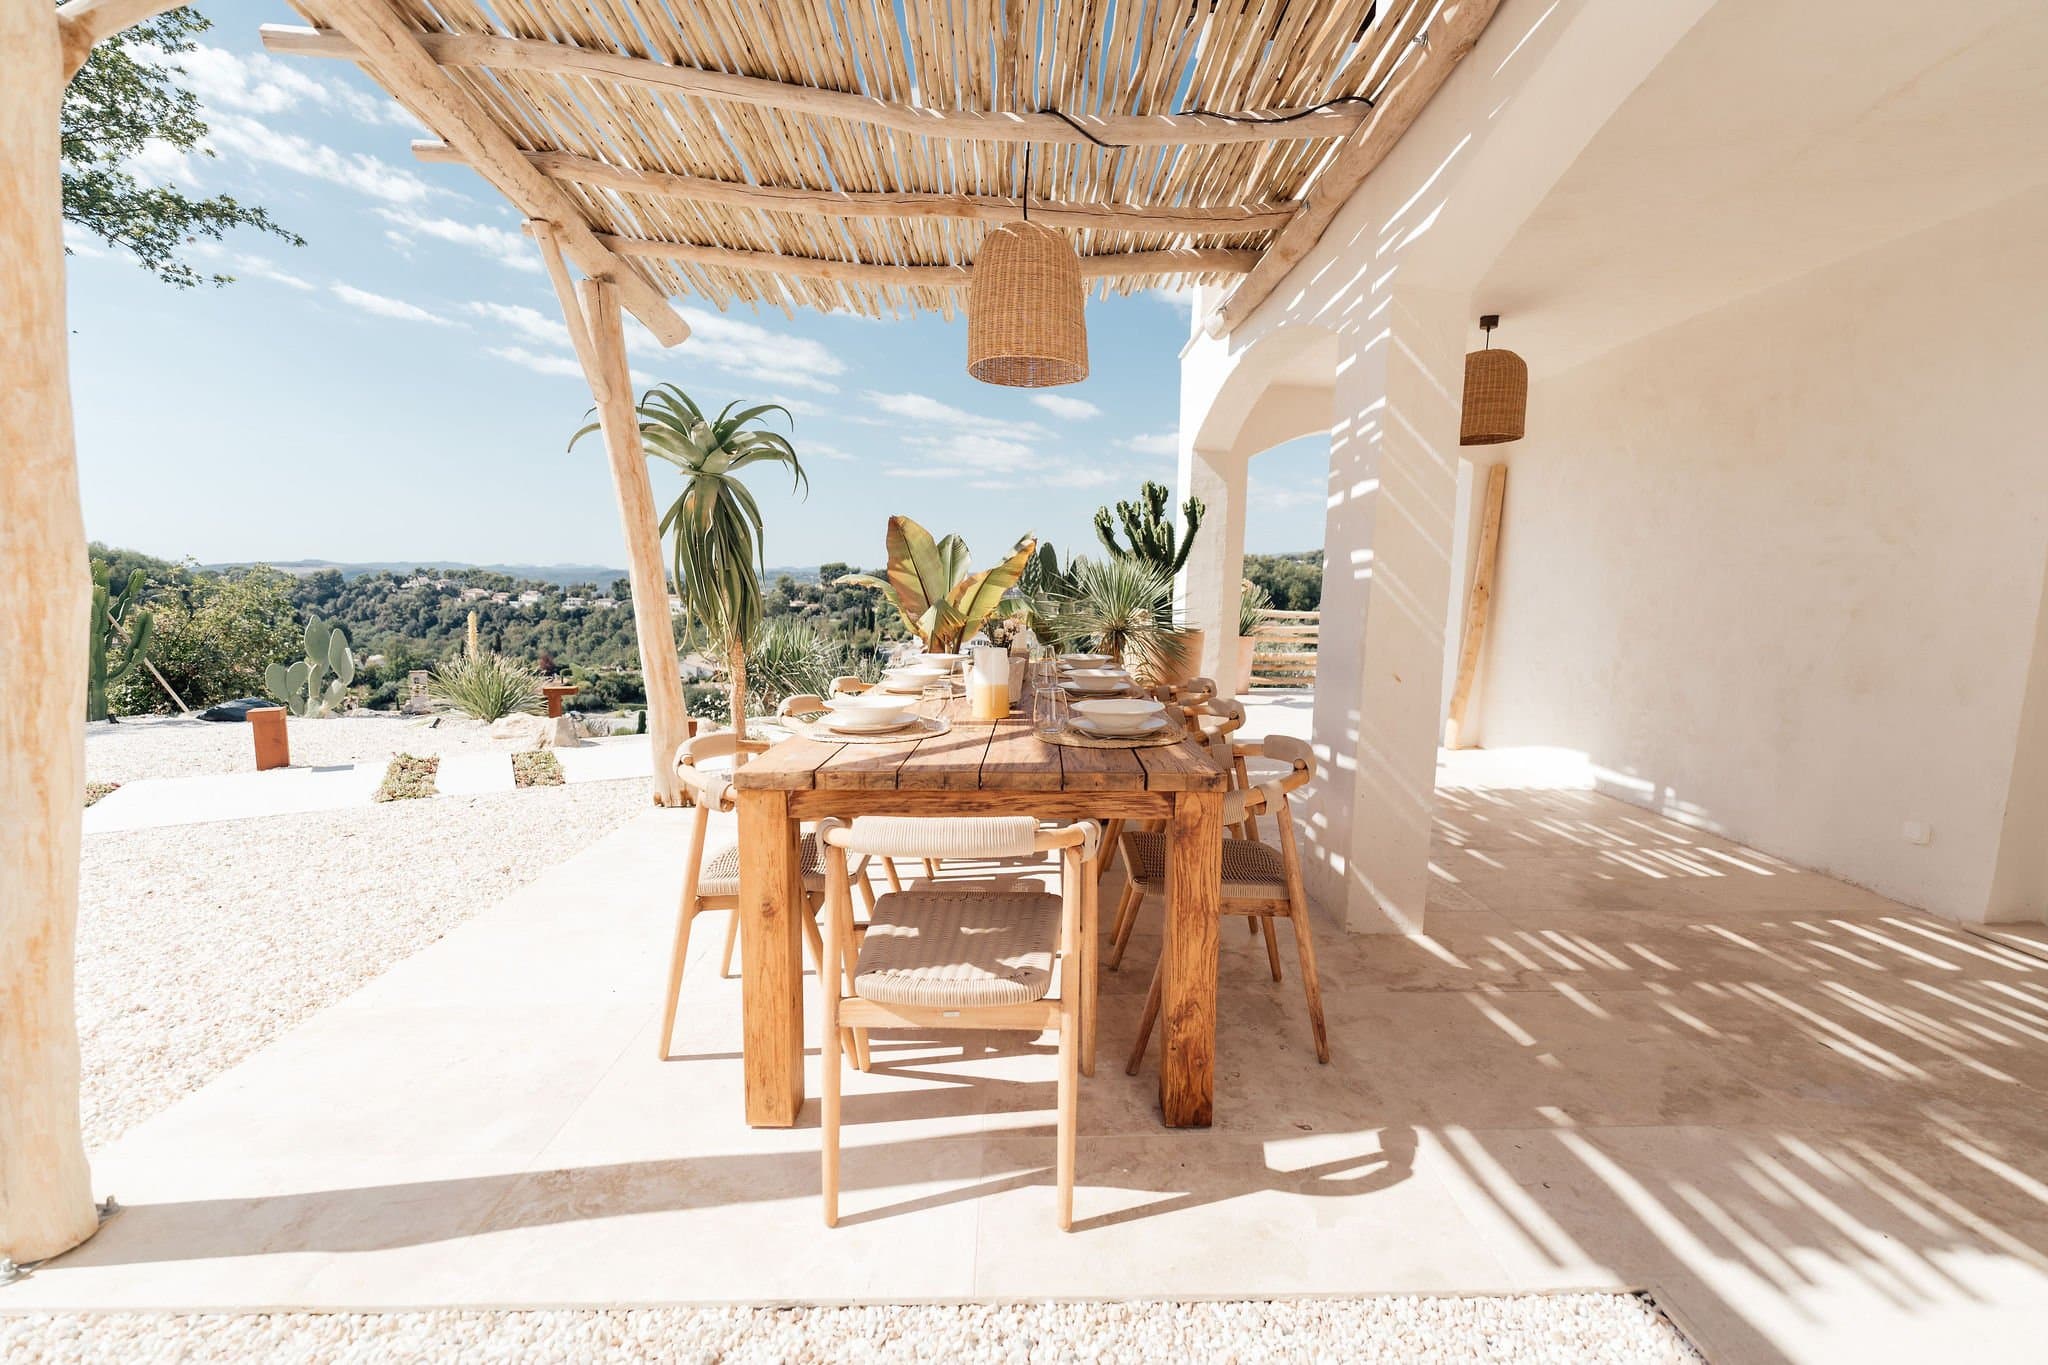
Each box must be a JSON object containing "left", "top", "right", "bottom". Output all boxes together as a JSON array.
[{"left": 67, "top": 12, "right": 1327, "bottom": 571}]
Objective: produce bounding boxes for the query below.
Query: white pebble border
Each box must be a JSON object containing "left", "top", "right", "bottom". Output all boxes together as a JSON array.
[
  {"left": 84, "top": 713, "right": 626, "bottom": 785},
  {"left": 0, "top": 1295, "right": 1700, "bottom": 1363},
  {"left": 77, "top": 780, "right": 650, "bottom": 1149}
]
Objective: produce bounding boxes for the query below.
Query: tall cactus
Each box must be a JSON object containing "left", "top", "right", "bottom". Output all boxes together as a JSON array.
[
  {"left": 86, "top": 561, "right": 154, "bottom": 721},
  {"left": 1094, "top": 480, "right": 1206, "bottom": 577},
  {"left": 266, "top": 617, "right": 356, "bottom": 717}
]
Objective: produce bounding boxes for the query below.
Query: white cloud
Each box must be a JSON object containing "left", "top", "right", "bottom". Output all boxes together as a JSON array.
[
  {"left": 207, "top": 113, "right": 436, "bottom": 204},
  {"left": 378, "top": 208, "right": 539, "bottom": 272},
  {"left": 61, "top": 223, "right": 106, "bottom": 257},
  {"left": 486, "top": 344, "right": 651, "bottom": 388},
  {"left": 190, "top": 243, "right": 316, "bottom": 291},
  {"left": 670, "top": 307, "right": 846, "bottom": 393},
  {"left": 142, "top": 43, "right": 421, "bottom": 129},
  {"left": 1251, "top": 475, "right": 1324, "bottom": 511},
  {"left": 1029, "top": 393, "right": 1102, "bottom": 421},
  {"left": 1147, "top": 286, "right": 1196, "bottom": 315},
  {"left": 123, "top": 139, "right": 203, "bottom": 187},
  {"left": 1122, "top": 430, "right": 1179, "bottom": 457},
  {"left": 865, "top": 391, "right": 1047, "bottom": 443},
  {"left": 330, "top": 283, "right": 457, "bottom": 326},
  {"left": 466, "top": 301, "right": 570, "bottom": 348}
]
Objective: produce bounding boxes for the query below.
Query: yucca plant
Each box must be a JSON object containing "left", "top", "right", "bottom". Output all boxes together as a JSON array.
[
  {"left": 572, "top": 384, "right": 806, "bottom": 735},
  {"left": 430, "top": 651, "right": 543, "bottom": 722},
  {"left": 743, "top": 616, "right": 834, "bottom": 711},
  {"left": 1050, "top": 557, "right": 1189, "bottom": 681},
  {"left": 1238, "top": 578, "right": 1274, "bottom": 637},
  {"left": 836, "top": 516, "right": 1035, "bottom": 652}
]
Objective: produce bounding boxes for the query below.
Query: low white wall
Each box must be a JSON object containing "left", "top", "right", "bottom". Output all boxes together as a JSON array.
[{"left": 1474, "top": 188, "right": 2048, "bottom": 922}]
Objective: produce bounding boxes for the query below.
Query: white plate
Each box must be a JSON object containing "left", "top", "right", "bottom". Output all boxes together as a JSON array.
[
  {"left": 1069, "top": 714, "right": 1168, "bottom": 738},
  {"left": 826, "top": 714, "right": 918, "bottom": 735},
  {"left": 1062, "top": 682, "right": 1129, "bottom": 697}
]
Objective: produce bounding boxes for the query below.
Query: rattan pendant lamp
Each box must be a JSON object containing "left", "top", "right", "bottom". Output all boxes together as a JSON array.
[
  {"left": 1460, "top": 314, "right": 1527, "bottom": 445},
  {"left": 968, "top": 146, "right": 1088, "bottom": 387}
]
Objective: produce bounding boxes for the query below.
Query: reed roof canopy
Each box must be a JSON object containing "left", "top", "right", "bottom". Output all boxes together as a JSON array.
[{"left": 266, "top": 0, "right": 1500, "bottom": 334}]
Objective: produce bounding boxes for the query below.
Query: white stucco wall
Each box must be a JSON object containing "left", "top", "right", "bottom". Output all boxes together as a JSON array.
[{"left": 1473, "top": 187, "right": 2048, "bottom": 922}]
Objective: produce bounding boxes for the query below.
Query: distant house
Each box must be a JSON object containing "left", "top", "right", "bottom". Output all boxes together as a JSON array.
[
  {"left": 517, "top": 590, "right": 543, "bottom": 606},
  {"left": 460, "top": 587, "right": 489, "bottom": 601},
  {"left": 667, "top": 594, "right": 685, "bottom": 615},
  {"left": 563, "top": 596, "right": 587, "bottom": 610},
  {"left": 490, "top": 592, "right": 509, "bottom": 604},
  {"left": 589, "top": 598, "right": 618, "bottom": 610}
]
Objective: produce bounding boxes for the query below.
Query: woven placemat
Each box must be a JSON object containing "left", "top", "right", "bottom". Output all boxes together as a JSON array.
[
  {"left": 1039, "top": 720, "right": 1190, "bottom": 750},
  {"left": 786, "top": 714, "right": 951, "bottom": 745}
]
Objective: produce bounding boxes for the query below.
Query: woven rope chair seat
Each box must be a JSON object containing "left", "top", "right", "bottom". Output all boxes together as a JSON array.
[
  {"left": 699, "top": 832, "right": 826, "bottom": 899},
  {"left": 1121, "top": 830, "right": 1287, "bottom": 900},
  {"left": 853, "top": 889, "right": 1062, "bottom": 1009}
]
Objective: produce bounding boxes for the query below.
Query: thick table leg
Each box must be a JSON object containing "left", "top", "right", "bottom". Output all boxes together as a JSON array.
[
  {"left": 739, "top": 788, "right": 805, "bottom": 1127},
  {"left": 1159, "top": 788, "right": 1222, "bottom": 1126}
]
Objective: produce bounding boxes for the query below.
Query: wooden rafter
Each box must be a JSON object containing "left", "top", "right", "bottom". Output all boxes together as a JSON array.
[
  {"left": 411, "top": 142, "right": 1297, "bottom": 237},
  {"left": 263, "top": 26, "right": 1371, "bottom": 146},
  {"left": 594, "top": 238, "right": 1258, "bottom": 288},
  {"left": 55, "top": 0, "right": 189, "bottom": 76},
  {"left": 295, "top": 0, "right": 688, "bottom": 346},
  {"left": 1203, "top": 0, "right": 1504, "bottom": 338}
]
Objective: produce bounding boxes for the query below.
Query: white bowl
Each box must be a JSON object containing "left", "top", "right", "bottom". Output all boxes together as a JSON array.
[
  {"left": 1064, "top": 668, "right": 1129, "bottom": 693},
  {"left": 1072, "top": 697, "right": 1165, "bottom": 734},
  {"left": 880, "top": 664, "right": 950, "bottom": 692},
  {"left": 826, "top": 693, "right": 913, "bottom": 720},
  {"left": 1058, "top": 653, "right": 1112, "bottom": 668}
]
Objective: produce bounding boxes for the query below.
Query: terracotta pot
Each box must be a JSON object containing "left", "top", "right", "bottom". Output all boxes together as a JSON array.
[
  {"left": 249, "top": 706, "right": 290, "bottom": 771},
  {"left": 1156, "top": 627, "right": 1206, "bottom": 686},
  {"left": 1235, "top": 635, "right": 1258, "bottom": 695}
]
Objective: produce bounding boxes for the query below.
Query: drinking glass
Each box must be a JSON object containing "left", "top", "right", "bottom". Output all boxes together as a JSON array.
[
  {"left": 1033, "top": 683, "right": 1068, "bottom": 740},
  {"left": 918, "top": 682, "right": 951, "bottom": 723}
]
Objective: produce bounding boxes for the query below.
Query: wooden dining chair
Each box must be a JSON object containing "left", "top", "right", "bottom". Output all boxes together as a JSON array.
[
  {"left": 1110, "top": 735, "right": 1328, "bottom": 1069},
  {"left": 1094, "top": 695, "right": 1247, "bottom": 888},
  {"left": 776, "top": 691, "right": 907, "bottom": 894},
  {"left": 828, "top": 675, "right": 871, "bottom": 696},
  {"left": 659, "top": 731, "right": 864, "bottom": 1061},
  {"left": 818, "top": 815, "right": 1100, "bottom": 1231},
  {"left": 777, "top": 693, "right": 828, "bottom": 717}
]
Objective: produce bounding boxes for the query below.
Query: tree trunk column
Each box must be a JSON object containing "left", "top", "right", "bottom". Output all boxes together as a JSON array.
[
  {"left": 1303, "top": 288, "right": 1465, "bottom": 934},
  {"left": 581, "top": 279, "right": 688, "bottom": 805},
  {"left": 1174, "top": 444, "right": 1248, "bottom": 688},
  {"left": 0, "top": 0, "right": 99, "bottom": 1263}
]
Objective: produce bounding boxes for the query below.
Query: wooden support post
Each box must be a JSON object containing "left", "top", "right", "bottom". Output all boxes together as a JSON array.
[
  {"left": 1445, "top": 462, "right": 1507, "bottom": 750},
  {"left": 588, "top": 281, "right": 688, "bottom": 805},
  {"left": 528, "top": 220, "right": 689, "bottom": 804},
  {"left": 1, "top": 0, "right": 99, "bottom": 1264}
]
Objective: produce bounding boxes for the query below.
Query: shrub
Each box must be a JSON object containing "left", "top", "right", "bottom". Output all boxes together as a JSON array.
[
  {"left": 685, "top": 683, "right": 730, "bottom": 725},
  {"left": 743, "top": 616, "right": 833, "bottom": 710},
  {"left": 85, "top": 781, "right": 120, "bottom": 807},
  {"left": 374, "top": 753, "right": 438, "bottom": 802},
  {"left": 511, "top": 751, "right": 564, "bottom": 788},
  {"left": 359, "top": 680, "right": 403, "bottom": 711},
  {"left": 431, "top": 652, "right": 543, "bottom": 722},
  {"left": 112, "top": 568, "right": 301, "bottom": 715}
]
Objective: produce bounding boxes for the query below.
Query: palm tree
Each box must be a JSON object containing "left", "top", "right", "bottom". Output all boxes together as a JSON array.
[{"left": 573, "top": 384, "right": 806, "bottom": 734}]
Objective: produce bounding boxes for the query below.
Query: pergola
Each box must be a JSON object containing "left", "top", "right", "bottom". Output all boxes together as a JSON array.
[{"left": 1, "top": 0, "right": 1497, "bottom": 1266}]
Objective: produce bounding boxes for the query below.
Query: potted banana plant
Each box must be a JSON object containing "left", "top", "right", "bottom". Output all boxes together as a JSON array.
[{"left": 836, "top": 516, "right": 1036, "bottom": 653}]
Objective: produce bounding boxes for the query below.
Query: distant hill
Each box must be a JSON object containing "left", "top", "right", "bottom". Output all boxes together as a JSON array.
[
  {"left": 204, "top": 559, "right": 630, "bottom": 588},
  {"left": 203, "top": 559, "right": 829, "bottom": 587}
]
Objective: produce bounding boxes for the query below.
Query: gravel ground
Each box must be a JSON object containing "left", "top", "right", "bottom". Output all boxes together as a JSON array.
[
  {"left": 84, "top": 713, "right": 636, "bottom": 785},
  {"left": 0, "top": 1295, "right": 1701, "bottom": 1363},
  {"left": 77, "top": 780, "right": 650, "bottom": 1149}
]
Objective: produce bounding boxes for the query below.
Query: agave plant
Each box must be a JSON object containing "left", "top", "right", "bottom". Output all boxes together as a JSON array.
[
  {"left": 836, "top": 516, "right": 1036, "bottom": 653},
  {"left": 1049, "top": 556, "right": 1189, "bottom": 681},
  {"left": 743, "top": 616, "right": 834, "bottom": 711},
  {"left": 573, "top": 384, "right": 806, "bottom": 733},
  {"left": 430, "top": 650, "right": 543, "bottom": 722}
]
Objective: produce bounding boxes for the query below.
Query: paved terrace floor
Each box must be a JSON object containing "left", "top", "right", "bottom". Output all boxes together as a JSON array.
[{"left": 8, "top": 697, "right": 2047, "bottom": 1364}]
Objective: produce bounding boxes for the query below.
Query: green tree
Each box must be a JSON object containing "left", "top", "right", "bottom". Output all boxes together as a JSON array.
[
  {"left": 115, "top": 568, "right": 301, "bottom": 713},
  {"left": 62, "top": 8, "right": 301, "bottom": 287}
]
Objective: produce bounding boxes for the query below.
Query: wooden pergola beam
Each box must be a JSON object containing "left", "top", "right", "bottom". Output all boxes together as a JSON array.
[
  {"left": 262, "top": 25, "right": 1371, "bottom": 147},
  {"left": 55, "top": 0, "right": 189, "bottom": 77},
  {"left": 292, "top": 1, "right": 689, "bottom": 347},
  {"left": 412, "top": 141, "right": 1297, "bottom": 237},
  {"left": 1203, "top": 0, "right": 1505, "bottom": 339},
  {"left": 597, "top": 237, "right": 1258, "bottom": 288}
]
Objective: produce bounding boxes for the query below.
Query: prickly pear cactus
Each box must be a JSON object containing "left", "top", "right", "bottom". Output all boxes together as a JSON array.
[
  {"left": 266, "top": 617, "right": 356, "bottom": 717},
  {"left": 86, "top": 561, "right": 155, "bottom": 721}
]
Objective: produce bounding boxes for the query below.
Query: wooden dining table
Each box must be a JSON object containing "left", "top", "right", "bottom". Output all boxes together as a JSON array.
[{"left": 730, "top": 688, "right": 1227, "bottom": 1129}]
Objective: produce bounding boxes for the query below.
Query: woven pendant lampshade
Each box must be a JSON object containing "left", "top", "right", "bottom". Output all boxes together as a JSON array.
[
  {"left": 1460, "top": 314, "right": 1527, "bottom": 446},
  {"left": 967, "top": 220, "right": 1089, "bottom": 387}
]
